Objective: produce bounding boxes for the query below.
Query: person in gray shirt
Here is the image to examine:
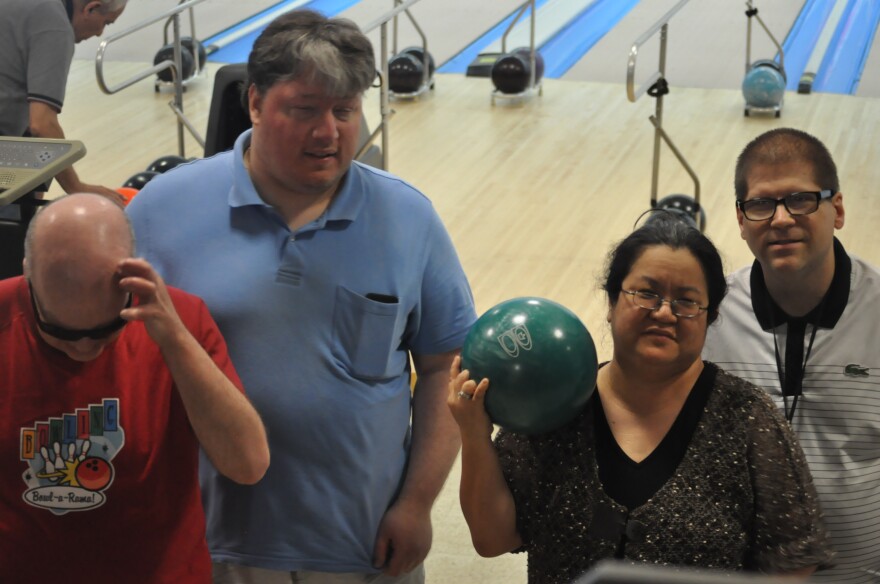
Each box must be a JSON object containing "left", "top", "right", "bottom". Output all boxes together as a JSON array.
[
  {"left": 704, "top": 127, "right": 880, "bottom": 582},
  {"left": 0, "top": 0, "right": 127, "bottom": 200}
]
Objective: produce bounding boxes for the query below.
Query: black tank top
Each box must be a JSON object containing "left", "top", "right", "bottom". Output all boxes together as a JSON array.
[{"left": 594, "top": 363, "right": 716, "bottom": 510}]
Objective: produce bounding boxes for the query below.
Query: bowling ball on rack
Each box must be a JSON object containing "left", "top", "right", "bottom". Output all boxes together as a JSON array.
[
  {"left": 147, "top": 154, "right": 188, "bottom": 174},
  {"left": 388, "top": 46, "right": 435, "bottom": 94},
  {"left": 650, "top": 194, "right": 706, "bottom": 231},
  {"left": 491, "top": 48, "right": 544, "bottom": 95},
  {"left": 389, "top": 53, "right": 423, "bottom": 94},
  {"left": 123, "top": 170, "right": 159, "bottom": 190},
  {"left": 461, "top": 297, "right": 598, "bottom": 434},
  {"left": 181, "top": 36, "right": 207, "bottom": 72},
  {"left": 401, "top": 46, "right": 435, "bottom": 78},
  {"left": 743, "top": 60, "right": 785, "bottom": 109},
  {"left": 511, "top": 47, "right": 544, "bottom": 84},
  {"left": 153, "top": 43, "right": 195, "bottom": 83}
]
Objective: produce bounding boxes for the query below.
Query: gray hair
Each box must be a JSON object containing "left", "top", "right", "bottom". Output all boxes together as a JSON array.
[
  {"left": 76, "top": 0, "right": 129, "bottom": 13},
  {"left": 100, "top": 0, "right": 128, "bottom": 12},
  {"left": 247, "top": 9, "right": 376, "bottom": 98}
]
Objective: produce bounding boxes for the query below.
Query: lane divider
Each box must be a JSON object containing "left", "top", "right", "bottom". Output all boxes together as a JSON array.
[
  {"left": 440, "top": 0, "right": 639, "bottom": 79},
  {"left": 813, "top": 0, "right": 880, "bottom": 94}
]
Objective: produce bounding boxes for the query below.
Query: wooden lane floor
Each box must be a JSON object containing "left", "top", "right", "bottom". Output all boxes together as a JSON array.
[{"left": 60, "top": 62, "right": 880, "bottom": 363}]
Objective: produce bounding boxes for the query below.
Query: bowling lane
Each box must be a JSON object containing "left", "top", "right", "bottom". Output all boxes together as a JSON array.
[
  {"left": 338, "top": 0, "right": 531, "bottom": 69},
  {"left": 72, "top": 0, "right": 281, "bottom": 62},
  {"left": 563, "top": 0, "right": 802, "bottom": 91},
  {"left": 858, "top": 28, "right": 880, "bottom": 97}
]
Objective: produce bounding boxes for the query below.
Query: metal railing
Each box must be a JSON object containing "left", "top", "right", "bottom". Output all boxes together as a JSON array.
[
  {"left": 95, "top": 0, "right": 210, "bottom": 157},
  {"left": 94, "top": 0, "right": 443, "bottom": 168},
  {"left": 745, "top": 0, "right": 784, "bottom": 74},
  {"left": 162, "top": 0, "right": 199, "bottom": 50},
  {"left": 488, "top": 0, "right": 540, "bottom": 105},
  {"left": 363, "top": 0, "right": 434, "bottom": 169},
  {"left": 388, "top": 0, "right": 432, "bottom": 97},
  {"left": 625, "top": 0, "right": 701, "bottom": 230},
  {"left": 626, "top": 0, "right": 691, "bottom": 103},
  {"left": 498, "top": 0, "right": 538, "bottom": 96}
]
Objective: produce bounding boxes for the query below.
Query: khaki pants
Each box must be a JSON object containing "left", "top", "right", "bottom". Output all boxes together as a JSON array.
[{"left": 213, "top": 562, "right": 426, "bottom": 584}]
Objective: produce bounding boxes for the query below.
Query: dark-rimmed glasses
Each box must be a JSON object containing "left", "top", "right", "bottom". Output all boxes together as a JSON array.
[
  {"left": 622, "top": 290, "right": 707, "bottom": 319},
  {"left": 28, "top": 282, "right": 131, "bottom": 341},
  {"left": 737, "top": 190, "right": 834, "bottom": 221}
]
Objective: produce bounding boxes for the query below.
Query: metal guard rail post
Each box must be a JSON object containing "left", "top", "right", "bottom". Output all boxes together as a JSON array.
[
  {"left": 391, "top": 0, "right": 431, "bottom": 94},
  {"left": 648, "top": 114, "right": 701, "bottom": 209},
  {"left": 745, "top": 1, "right": 784, "bottom": 75},
  {"left": 625, "top": 0, "right": 702, "bottom": 231},
  {"left": 363, "top": 0, "right": 428, "bottom": 170},
  {"left": 498, "top": 0, "right": 538, "bottom": 95},
  {"left": 95, "top": 0, "right": 210, "bottom": 157},
  {"left": 163, "top": 0, "right": 198, "bottom": 49},
  {"left": 95, "top": 0, "right": 430, "bottom": 168},
  {"left": 626, "top": 0, "right": 690, "bottom": 103}
]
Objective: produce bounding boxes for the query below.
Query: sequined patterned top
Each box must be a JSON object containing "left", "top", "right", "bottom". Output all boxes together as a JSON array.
[{"left": 494, "top": 362, "right": 835, "bottom": 584}]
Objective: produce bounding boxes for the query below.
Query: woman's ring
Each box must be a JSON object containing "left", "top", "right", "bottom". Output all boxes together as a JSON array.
[{"left": 458, "top": 391, "right": 473, "bottom": 400}]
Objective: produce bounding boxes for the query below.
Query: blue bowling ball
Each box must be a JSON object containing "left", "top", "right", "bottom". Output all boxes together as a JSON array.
[
  {"left": 461, "top": 297, "right": 598, "bottom": 434},
  {"left": 743, "top": 62, "right": 785, "bottom": 108}
]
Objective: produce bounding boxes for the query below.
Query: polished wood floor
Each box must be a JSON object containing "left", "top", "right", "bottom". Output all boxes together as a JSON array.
[
  {"left": 61, "top": 60, "right": 880, "bottom": 353},
  {"left": 52, "top": 59, "right": 880, "bottom": 582}
]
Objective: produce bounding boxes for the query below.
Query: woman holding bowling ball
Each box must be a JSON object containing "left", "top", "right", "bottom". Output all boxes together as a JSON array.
[{"left": 448, "top": 215, "right": 833, "bottom": 583}]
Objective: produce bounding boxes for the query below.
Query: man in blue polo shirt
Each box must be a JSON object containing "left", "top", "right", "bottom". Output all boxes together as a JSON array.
[{"left": 127, "top": 9, "right": 476, "bottom": 584}]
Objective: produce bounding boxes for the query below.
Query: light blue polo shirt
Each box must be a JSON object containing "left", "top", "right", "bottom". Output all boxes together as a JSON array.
[{"left": 127, "top": 130, "right": 476, "bottom": 572}]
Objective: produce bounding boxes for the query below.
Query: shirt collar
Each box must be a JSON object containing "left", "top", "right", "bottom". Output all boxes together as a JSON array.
[
  {"left": 749, "top": 237, "right": 851, "bottom": 330},
  {"left": 323, "top": 161, "right": 365, "bottom": 223},
  {"left": 227, "top": 129, "right": 365, "bottom": 225},
  {"left": 228, "top": 130, "right": 269, "bottom": 209}
]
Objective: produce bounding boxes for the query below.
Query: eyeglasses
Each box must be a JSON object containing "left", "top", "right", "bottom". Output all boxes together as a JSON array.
[
  {"left": 622, "top": 290, "right": 707, "bottom": 319},
  {"left": 737, "top": 190, "right": 834, "bottom": 221},
  {"left": 28, "top": 282, "right": 131, "bottom": 341}
]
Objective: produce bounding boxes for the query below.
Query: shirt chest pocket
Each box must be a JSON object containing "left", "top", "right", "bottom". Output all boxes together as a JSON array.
[{"left": 333, "top": 286, "right": 407, "bottom": 380}]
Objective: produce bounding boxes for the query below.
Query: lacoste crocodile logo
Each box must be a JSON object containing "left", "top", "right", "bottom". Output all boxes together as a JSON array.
[{"left": 844, "top": 364, "right": 870, "bottom": 378}]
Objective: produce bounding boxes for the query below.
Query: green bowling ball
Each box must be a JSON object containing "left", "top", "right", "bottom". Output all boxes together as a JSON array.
[{"left": 461, "top": 297, "right": 597, "bottom": 434}]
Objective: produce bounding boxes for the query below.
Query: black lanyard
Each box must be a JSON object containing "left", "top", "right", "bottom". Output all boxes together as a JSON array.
[
  {"left": 773, "top": 322, "right": 820, "bottom": 423},
  {"left": 770, "top": 296, "right": 827, "bottom": 424}
]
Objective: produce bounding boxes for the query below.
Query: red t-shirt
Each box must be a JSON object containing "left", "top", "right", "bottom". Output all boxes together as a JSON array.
[{"left": 0, "top": 276, "right": 243, "bottom": 583}]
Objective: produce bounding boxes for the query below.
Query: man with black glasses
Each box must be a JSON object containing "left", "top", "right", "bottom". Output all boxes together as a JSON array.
[
  {"left": 0, "top": 193, "right": 269, "bottom": 581},
  {"left": 704, "top": 128, "right": 880, "bottom": 582}
]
